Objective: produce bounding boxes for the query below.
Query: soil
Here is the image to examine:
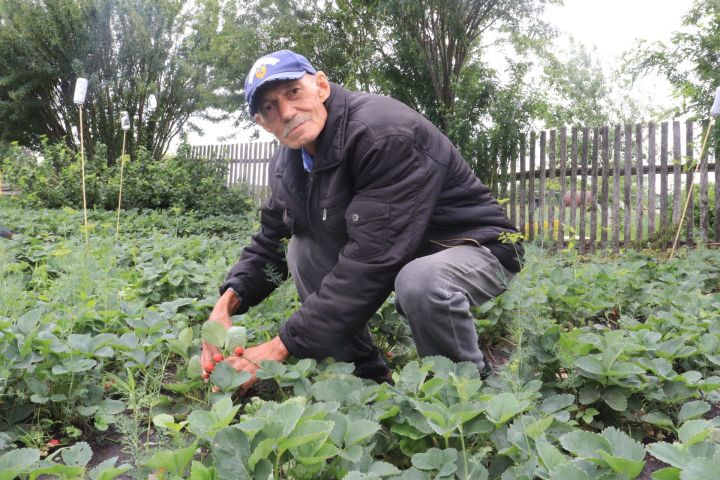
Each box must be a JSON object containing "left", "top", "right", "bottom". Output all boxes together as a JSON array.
[
  {"left": 484, "top": 338, "right": 513, "bottom": 369},
  {"left": 84, "top": 427, "right": 134, "bottom": 479},
  {"left": 638, "top": 453, "right": 668, "bottom": 480}
]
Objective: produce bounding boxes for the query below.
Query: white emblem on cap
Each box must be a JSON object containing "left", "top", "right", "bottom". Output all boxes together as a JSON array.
[{"left": 247, "top": 56, "right": 281, "bottom": 85}]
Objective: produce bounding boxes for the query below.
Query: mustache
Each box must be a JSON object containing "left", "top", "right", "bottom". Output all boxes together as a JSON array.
[{"left": 283, "top": 116, "right": 311, "bottom": 138}]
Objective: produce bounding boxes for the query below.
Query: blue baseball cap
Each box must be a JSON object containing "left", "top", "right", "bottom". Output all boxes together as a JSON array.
[{"left": 244, "top": 50, "right": 317, "bottom": 115}]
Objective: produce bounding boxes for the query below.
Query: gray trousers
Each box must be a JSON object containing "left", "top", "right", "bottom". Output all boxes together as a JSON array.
[{"left": 286, "top": 236, "right": 514, "bottom": 372}]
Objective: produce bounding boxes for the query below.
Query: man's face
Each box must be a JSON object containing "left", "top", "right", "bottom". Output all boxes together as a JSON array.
[{"left": 254, "top": 72, "right": 331, "bottom": 154}]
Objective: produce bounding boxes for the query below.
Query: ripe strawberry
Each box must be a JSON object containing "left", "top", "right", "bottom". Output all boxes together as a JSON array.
[
  {"left": 213, "top": 353, "right": 223, "bottom": 363},
  {"left": 234, "top": 346, "right": 244, "bottom": 356},
  {"left": 202, "top": 372, "right": 210, "bottom": 380},
  {"left": 204, "top": 362, "right": 215, "bottom": 373},
  {"left": 48, "top": 439, "right": 60, "bottom": 447}
]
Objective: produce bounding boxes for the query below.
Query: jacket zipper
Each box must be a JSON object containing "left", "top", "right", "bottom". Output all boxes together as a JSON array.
[{"left": 306, "top": 172, "right": 314, "bottom": 228}]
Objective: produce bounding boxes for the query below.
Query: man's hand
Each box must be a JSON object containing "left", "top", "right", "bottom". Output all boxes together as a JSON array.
[
  {"left": 201, "top": 290, "right": 240, "bottom": 380},
  {"left": 224, "top": 336, "right": 290, "bottom": 394}
]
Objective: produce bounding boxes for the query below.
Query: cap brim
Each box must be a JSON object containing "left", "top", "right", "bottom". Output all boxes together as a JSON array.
[{"left": 247, "top": 71, "right": 308, "bottom": 115}]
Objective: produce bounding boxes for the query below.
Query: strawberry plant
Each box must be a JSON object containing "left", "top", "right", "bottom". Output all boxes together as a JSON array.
[{"left": 2, "top": 200, "right": 720, "bottom": 479}]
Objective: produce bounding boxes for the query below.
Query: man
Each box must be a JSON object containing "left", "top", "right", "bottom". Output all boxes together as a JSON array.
[{"left": 201, "top": 50, "right": 522, "bottom": 389}]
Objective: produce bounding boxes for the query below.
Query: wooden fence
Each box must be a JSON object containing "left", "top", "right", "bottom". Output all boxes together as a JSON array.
[
  {"left": 505, "top": 121, "right": 718, "bottom": 252},
  {"left": 190, "top": 141, "right": 278, "bottom": 202},
  {"left": 192, "top": 119, "right": 719, "bottom": 252}
]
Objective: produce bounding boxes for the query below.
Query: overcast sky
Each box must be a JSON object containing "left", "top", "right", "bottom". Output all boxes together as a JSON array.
[
  {"left": 184, "top": 0, "right": 695, "bottom": 148},
  {"left": 547, "top": 0, "right": 691, "bottom": 61}
]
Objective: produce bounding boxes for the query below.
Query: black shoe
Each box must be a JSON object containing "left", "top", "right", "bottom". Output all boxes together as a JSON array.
[
  {"left": 480, "top": 361, "right": 493, "bottom": 380},
  {"left": 367, "top": 370, "right": 394, "bottom": 385}
]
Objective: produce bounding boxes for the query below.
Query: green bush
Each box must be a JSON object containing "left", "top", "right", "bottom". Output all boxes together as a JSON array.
[{"left": 1, "top": 139, "right": 254, "bottom": 215}]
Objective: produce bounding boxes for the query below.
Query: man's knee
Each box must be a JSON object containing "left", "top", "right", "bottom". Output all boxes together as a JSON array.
[{"left": 395, "top": 258, "right": 442, "bottom": 311}]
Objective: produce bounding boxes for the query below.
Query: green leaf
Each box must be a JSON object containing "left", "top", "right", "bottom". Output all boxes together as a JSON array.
[
  {"left": 678, "top": 401, "right": 711, "bottom": 425},
  {"left": 249, "top": 438, "right": 278, "bottom": 470},
  {"left": 189, "top": 461, "right": 215, "bottom": 480},
  {"left": 579, "top": 385, "right": 601, "bottom": 405},
  {"left": 89, "top": 457, "right": 132, "bottom": 480},
  {"left": 146, "top": 441, "right": 198, "bottom": 476},
  {"left": 548, "top": 463, "right": 590, "bottom": 480},
  {"left": 608, "top": 361, "right": 645, "bottom": 377},
  {"left": 575, "top": 356, "right": 605, "bottom": 376},
  {"left": 343, "top": 472, "right": 381, "bottom": 480},
  {"left": 678, "top": 419, "right": 713, "bottom": 446},
  {"left": 0, "top": 448, "right": 40, "bottom": 480},
  {"left": 225, "top": 326, "right": 246, "bottom": 350},
  {"left": 411, "top": 448, "right": 457, "bottom": 477},
  {"left": 603, "top": 426, "right": 646, "bottom": 461},
  {"left": 559, "top": 430, "right": 610, "bottom": 460},
  {"left": 210, "top": 361, "right": 251, "bottom": 391},
  {"left": 340, "top": 444, "right": 364, "bottom": 463},
  {"left": 273, "top": 401, "right": 306, "bottom": 437},
  {"left": 188, "top": 354, "right": 203, "bottom": 379},
  {"left": 598, "top": 449, "right": 645, "bottom": 478},
  {"left": 485, "top": 393, "right": 530, "bottom": 426},
  {"left": 62, "top": 441, "right": 93, "bottom": 467},
  {"left": 202, "top": 320, "right": 226, "bottom": 348},
  {"left": 642, "top": 412, "right": 675, "bottom": 428},
  {"left": 536, "top": 439, "right": 567, "bottom": 470},
  {"left": 27, "top": 464, "right": 84, "bottom": 479},
  {"left": 602, "top": 388, "right": 628, "bottom": 411},
  {"left": 651, "top": 466, "right": 680, "bottom": 480},
  {"left": 280, "top": 420, "right": 333, "bottom": 451},
  {"left": 367, "top": 461, "right": 401, "bottom": 476},
  {"left": 679, "top": 457, "right": 720, "bottom": 480},
  {"left": 212, "top": 428, "right": 252, "bottom": 480},
  {"left": 390, "top": 422, "right": 426, "bottom": 440},
  {"left": 647, "top": 442, "right": 691, "bottom": 468},
  {"left": 170, "top": 327, "right": 194, "bottom": 358},
  {"left": 153, "top": 414, "right": 176, "bottom": 428},
  {"left": 293, "top": 442, "right": 339, "bottom": 465},
  {"left": 345, "top": 419, "right": 381, "bottom": 446},
  {"left": 541, "top": 394, "right": 575, "bottom": 414}
]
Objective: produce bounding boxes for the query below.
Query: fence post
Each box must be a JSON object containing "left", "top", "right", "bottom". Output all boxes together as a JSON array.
[
  {"left": 558, "top": 128, "right": 567, "bottom": 249},
  {"left": 700, "top": 119, "right": 709, "bottom": 242},
  {"left": 590, "top": 127, "right": 599, "bottom": 254},
  {"left": 648, "top": 122, "right": 656, "bottom": 239},
  {"left": 548, "top": 130, "right": 557, "bottom": 246},
  {"left": 685, "top": 121, "right": 694, "bottom": 246},
  {"left": 600, "top": 126, "right": 610, "bottom": 249},
  {"left": 636, "top": 123, "right": 644, "bottom": 248},
  {"left": 539, "top": 131, "right": 547, "bottom": 242},
  {"left": 579, "top": 128, "right": 589, "bottom": 254}
]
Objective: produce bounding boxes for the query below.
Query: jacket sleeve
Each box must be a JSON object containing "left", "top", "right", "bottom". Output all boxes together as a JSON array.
[
  {"left": 219, "top": 194, "right": 290, "bottom": 313},
  {"left": 279, "top": 131, "right": 446, "bottom": 359}
]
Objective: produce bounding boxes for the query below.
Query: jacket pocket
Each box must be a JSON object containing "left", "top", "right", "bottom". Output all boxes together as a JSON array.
[
  {"left": 344, "top": 199, "right": 390, "bottom": 259},
  {"left": 319, "top": 192, "right": 350, "bottom": 235}
]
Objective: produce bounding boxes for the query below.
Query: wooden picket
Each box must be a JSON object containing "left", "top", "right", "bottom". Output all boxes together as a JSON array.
[
  {"left": 190, "top": 119, "right": 718, "bottom": 252},
  {"left": 190, "top": 141, "right": 278, "bottom": 202},
  {"left": 506, "top": 119, "right": 718, "bottom": 252}
]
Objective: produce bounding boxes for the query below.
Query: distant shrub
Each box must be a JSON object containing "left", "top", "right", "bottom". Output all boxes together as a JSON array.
[{"left": 1, "top": 138, "right": 254, "bottom": 215}]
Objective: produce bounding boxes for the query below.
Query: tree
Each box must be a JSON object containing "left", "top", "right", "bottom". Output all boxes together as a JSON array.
[
  {"left": 208, "top": 0, "right": 557, "bottom": 191},
  {"left": 628, "top": 0, "right": 720, "bottom": 120},
  {"left": 0, "top": 0, "right": 220, "bottom": 163}
]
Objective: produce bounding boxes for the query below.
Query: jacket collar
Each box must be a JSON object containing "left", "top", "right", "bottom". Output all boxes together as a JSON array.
[{"left": 308, "top": 82, "right": 347, "bottom": 172}]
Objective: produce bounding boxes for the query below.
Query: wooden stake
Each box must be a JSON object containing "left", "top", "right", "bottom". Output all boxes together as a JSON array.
[
  {"left": 79, "top": 106, "right": 88, "bottom": 244},
  {"left": 116, "top": 130, "right": 127, "bottom": 239},
  {"left": 670, "top": 117, "right": 715, "bottom": 259}
]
